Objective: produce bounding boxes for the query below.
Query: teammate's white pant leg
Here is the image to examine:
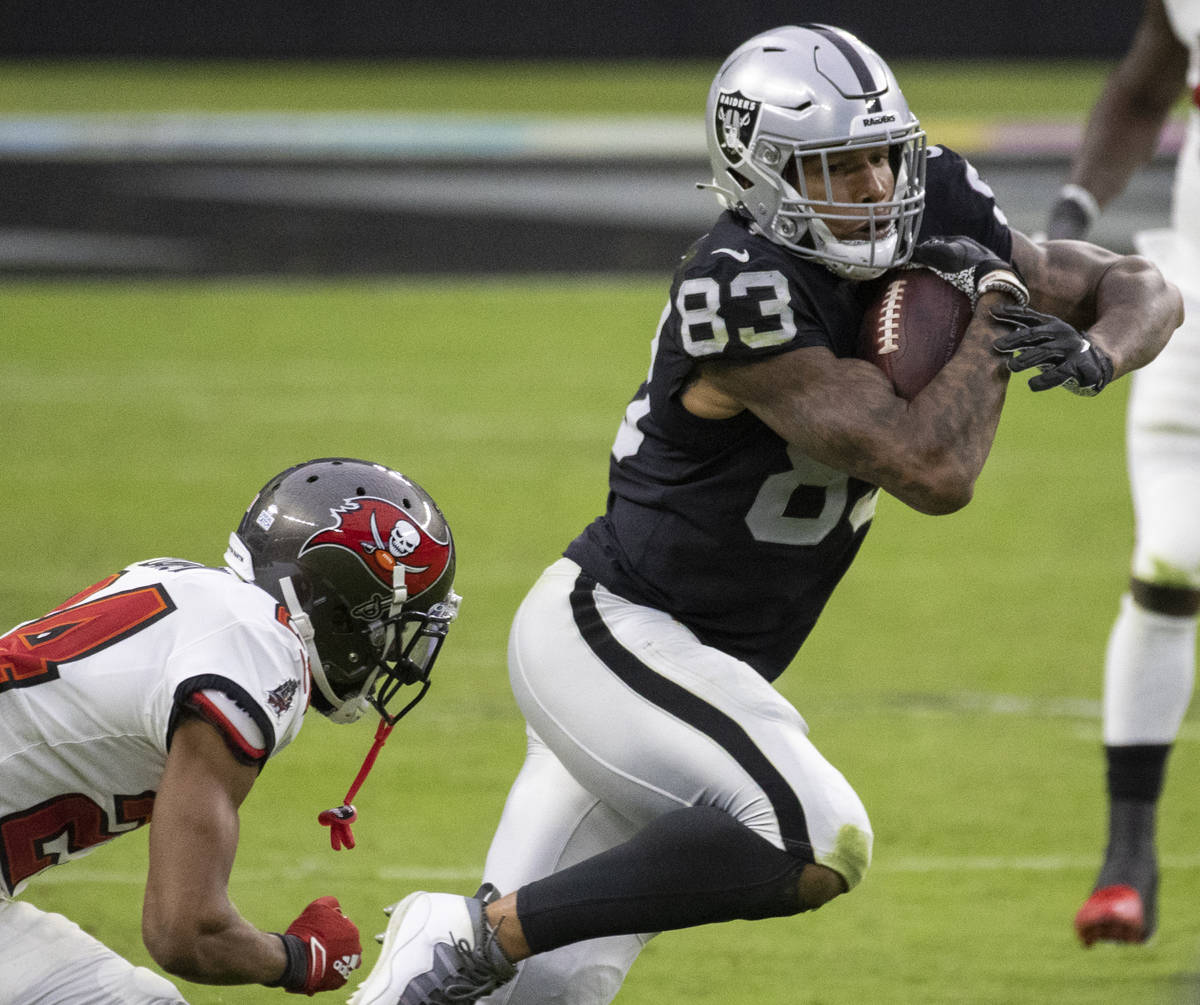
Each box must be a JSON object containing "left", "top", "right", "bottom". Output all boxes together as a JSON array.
[
  {"left": 1104, "top": 232, "right": 1200, "bottom": 745},
  {"left": 484, "top": 559, "right": 870, "bottom": 1004},
  {"left": 480, "top": 728, "right": 650, "bottom": 1005},
  {"left": 1104, "top": 594, "right": 1197, "bottom": 744},
  {"left": 0, "top": 897, "right": 187, "bottom": 1005}
]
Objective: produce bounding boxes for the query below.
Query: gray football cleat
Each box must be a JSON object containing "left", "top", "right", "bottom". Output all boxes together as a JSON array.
[{"left": 349, "top": 884, "right": 516, "bottom": 1005}]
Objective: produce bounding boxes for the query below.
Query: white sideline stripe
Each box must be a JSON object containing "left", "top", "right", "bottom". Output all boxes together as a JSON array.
[
  {"left": 1, "top": 113, "right": 1169, "bottom": 162},
  {"left": 30, "top": 855, "right": 1200, "bottom": 888},
  {"left": 0, "top": 113, "right": 705, "bottom": 161}
]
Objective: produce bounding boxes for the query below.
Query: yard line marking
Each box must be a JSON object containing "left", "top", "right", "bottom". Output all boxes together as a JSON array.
[
  {"left": 30, "top": 855, "right": 1200, "bottom": 888},
  {"left": 876, "top": 854, "right": 1200, "bottom": 873}
]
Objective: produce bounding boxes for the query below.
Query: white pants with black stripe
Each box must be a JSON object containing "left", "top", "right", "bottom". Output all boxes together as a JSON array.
[{"left": 480, "top": 558, "right": 871, "bottom": 1005}]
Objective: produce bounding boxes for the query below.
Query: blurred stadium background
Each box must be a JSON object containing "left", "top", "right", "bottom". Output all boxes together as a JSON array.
[
  {"left": 0, "top": 0, "right": 1180, "bottom": 276},
  {"left": 3, "top": 2, "right": 1198, "bottom": 1003}
]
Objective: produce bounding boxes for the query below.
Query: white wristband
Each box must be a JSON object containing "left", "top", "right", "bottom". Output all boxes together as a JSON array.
[
  {"left": 977, "top": 268, "right": 1029, "bottom": 306},
  {"left": 1057, "top": 184, "right": 1100, "bottom": 227}
]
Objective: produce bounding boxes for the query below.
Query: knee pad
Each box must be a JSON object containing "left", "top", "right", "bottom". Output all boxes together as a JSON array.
[{"left": 817, "top": 822, "right": 871, "bottom": 895}]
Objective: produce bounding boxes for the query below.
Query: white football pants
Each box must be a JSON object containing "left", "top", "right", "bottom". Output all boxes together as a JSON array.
[
  {"left": 480, "top": 558, "right": 871, "bottom": 1005},
  {"left": 0, "top": 896, "right": 187, "bottom": 1004},
  {"left": 1104, "top": 228, "right": 1200, "bottom": 745}
]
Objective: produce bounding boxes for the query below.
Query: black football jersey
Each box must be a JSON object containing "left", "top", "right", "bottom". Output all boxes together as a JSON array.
[{"left": 564, "top": 146, "right": 1014, "bottom": 681}]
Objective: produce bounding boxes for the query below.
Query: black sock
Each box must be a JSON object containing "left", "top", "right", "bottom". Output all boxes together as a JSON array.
[
  {"left": 1095, "top": 798, "right": 1159, "bottom": 934},
  {"left": 516, "top": 806, "right": 810, "bottom": 954},
  {"left": 1105, "top": 743, "right": 1170, "bottom": 802}
]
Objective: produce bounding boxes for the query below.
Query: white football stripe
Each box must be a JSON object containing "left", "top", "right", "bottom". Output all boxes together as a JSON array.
[{"left": 32, "top": 854, "right": 1200, "bottom": 888}]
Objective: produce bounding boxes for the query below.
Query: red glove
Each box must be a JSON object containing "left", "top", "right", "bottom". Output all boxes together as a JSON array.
[{"left": 267, "top": 896, "right": 362, "bottom": 995}]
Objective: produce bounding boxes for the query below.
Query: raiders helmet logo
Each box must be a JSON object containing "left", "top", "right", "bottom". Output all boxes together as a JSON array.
[
  {"left": 714, "top": 89, "right": 761, "bottom": 164},
  {"left": 300, "top": 496, "right": 452, "bottom": 602}
]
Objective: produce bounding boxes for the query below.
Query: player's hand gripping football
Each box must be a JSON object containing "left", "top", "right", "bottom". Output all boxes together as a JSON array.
[
  {"left": 906, "top": 235, "right": 1029, "bottom": 308},
  {"left": 270, "top": 896, "right": 362, "bottom": 995},
  {"left": 991, "top": 304, "right": 1114, "bottom": 396}
]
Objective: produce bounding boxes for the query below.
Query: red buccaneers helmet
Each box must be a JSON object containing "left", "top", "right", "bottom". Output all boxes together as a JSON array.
[{"left": 225, "top": 457, "right": 459, "bottom": 725}]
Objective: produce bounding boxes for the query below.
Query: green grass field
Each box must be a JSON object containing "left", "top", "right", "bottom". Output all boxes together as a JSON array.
[
  {"left": 6, "top": 278, "right": 1199, "bottom": 1004},
  {"left": 2, "top": 58, "right": 1198, "bottom": 1004}
]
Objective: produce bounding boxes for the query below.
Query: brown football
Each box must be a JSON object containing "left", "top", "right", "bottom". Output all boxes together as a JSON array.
[{"left": 857, "top": 269, "right": 972, "bottom": 401}]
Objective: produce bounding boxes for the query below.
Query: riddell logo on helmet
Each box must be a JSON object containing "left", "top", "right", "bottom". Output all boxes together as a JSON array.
[
  {"left": 860, "top": 113, "right": 897, "bottom": 127},
  {"left": 300, "top": 497, "right": 451, "bottom": 600}
]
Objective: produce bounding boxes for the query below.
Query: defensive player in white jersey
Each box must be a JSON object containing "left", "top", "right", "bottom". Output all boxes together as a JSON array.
[
  {"left": 0, "top": 457, "right": 459, "bottom": 1003},
  {"left": 1044, "top": 0, "right": 1200, "bottom": 948},
  {"left": 349, "top": 24, "right": 1183, "bottom": 1005}
]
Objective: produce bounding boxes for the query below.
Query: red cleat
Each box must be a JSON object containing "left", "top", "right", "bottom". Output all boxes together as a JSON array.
[{"left": 1074, "top": 885, "right": 1146, "bottom": 946}]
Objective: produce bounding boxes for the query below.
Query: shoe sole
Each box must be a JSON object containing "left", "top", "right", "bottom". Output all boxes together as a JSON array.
[
  {"left": 348, "top": 892, "right": 435, "bottom": 1005},
  {"left": 1074, "top": 884, "right": 1147, "bottom": 947}
]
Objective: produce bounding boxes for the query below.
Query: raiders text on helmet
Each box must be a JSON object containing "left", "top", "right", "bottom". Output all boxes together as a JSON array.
[
  {"left": 225, "top": 458, "right": 459, "bottom": 725},
  {"left": 703, "top": 23, "right": 927, "bottom": 280}
]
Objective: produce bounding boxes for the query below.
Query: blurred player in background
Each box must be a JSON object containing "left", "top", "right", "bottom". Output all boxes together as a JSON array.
[
  {"left": 1044, "top": 0, "right": 1200, "bottom": 948},
  {"left": 0, "top": 457, "right": 459, "bottom": 1003},
  {"left": 350, "top": 23, "right": 1182, "bottom": 1005}
]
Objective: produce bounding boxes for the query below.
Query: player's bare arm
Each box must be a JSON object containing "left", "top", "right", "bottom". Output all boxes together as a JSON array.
[
  {"left": 1011, "top": 231, "right": 1183, "bottom": 375},
  {"left": 142, "top": 711, "right": 287, "bottom": 985},
  {"left": 685, "top": 290, "right": 1015, "bottom": 516},
  {"left": 1063, "top": 0, "right": 1187, "bottom": 211}
]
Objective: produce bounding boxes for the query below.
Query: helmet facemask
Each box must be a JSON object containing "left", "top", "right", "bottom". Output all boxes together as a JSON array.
[
  {"left": 303, "top": 575, "right": 460, "bottom": 726},
  {"left": 271, "top": 556, "right": 459, "bottom": 726},
  {"left": 770, "top": 129, "right": 927, "bottom": 279}
]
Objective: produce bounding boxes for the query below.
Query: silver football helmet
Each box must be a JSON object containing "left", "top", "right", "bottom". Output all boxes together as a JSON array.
[{"left": 704, "top": 23, "right": 927, "bottom": 279}]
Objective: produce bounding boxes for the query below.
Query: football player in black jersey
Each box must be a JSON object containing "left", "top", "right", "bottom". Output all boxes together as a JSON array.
[{"left": 349, "top": 24, "right": 1183, "bottom": 1005}]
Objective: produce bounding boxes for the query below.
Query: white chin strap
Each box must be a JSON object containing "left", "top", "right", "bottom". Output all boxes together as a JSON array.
[
  {"left": 226, "top": 533, "right": 351, "bottom": 716},
  {"left": 225, "top": 531, "right": 420, "bottom": 726},
  {"left": 277, "top": 575, "right": 369, "bottom": 724},
  {"left": 378, "top": 565, "right": 409, "bottom": 681},
  {"left": 806, "top": 217, "right": 899, "bottom": 280}
]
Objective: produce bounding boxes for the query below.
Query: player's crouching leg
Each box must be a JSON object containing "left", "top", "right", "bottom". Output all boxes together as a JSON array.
[{"left": 1, "top": 898, "right": 187, "bottom": 1004}]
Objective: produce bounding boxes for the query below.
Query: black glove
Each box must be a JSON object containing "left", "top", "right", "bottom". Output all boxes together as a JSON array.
[
  {"left": 906, "top": 236, "right": 1029, "bottom": 308},
  {"left": 991, "top": 304, "right": 1114, "bottom": 396}
]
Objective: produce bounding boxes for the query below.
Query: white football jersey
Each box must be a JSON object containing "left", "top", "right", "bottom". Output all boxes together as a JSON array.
[
  {"left": 0, "top": 559, "right": 310, "bottom": 896},
  {"left": 1165, "top": 0, "right": 1200, "bottom": 257}
]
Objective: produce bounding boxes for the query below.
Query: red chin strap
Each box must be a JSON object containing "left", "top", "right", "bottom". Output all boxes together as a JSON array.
[{"left": 317, "top": 718, "right": 395, "bottom": 850}]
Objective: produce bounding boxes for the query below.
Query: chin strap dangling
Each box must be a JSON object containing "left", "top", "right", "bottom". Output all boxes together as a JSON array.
[
  {"left": 318, "top": 560, "right": 410, "bottom": 849},
  {"left": 318, "top": 717, "right": 395, "bottom": 850},
  {"left": 318, "top": 562, "right": 423, "bottom": 849}
]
